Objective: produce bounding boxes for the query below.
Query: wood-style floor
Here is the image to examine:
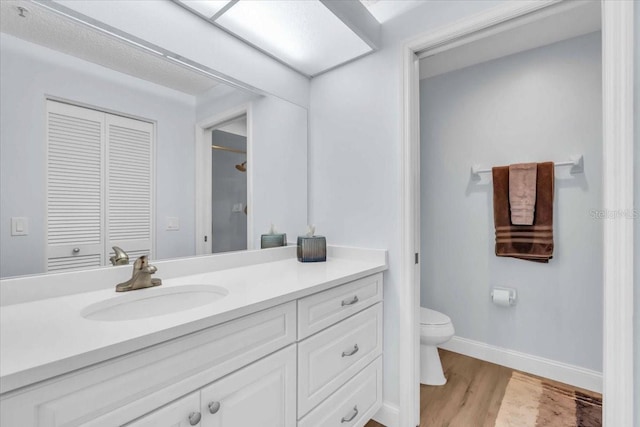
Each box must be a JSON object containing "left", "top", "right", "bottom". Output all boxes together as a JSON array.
[{"left": 365, "top": 349, "right": 601, "bottom": 427}]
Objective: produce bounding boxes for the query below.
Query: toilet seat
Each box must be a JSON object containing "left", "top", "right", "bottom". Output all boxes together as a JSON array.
[{"left": 420, "top": 308, "right": 451, "bottom": 325}]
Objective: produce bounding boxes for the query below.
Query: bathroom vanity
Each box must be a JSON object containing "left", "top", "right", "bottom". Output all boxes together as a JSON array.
[{"left": 0, "top": 246, "right": 387, "bottom": 427}]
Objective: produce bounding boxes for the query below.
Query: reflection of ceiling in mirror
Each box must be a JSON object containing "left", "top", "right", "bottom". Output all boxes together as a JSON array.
[{"left": 0, "top": 0, "right": 221, "bottom": 95}]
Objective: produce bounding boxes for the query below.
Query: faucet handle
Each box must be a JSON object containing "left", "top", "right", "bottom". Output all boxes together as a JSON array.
[
  {"left": 133, "top": 255, "right": 150, "bottom": 270},
  {"left": 134, "top": 256, "right": 159, "bottom": 275},
  {"left": 110, "top": 246, "right": 130, "bottom": 266}
]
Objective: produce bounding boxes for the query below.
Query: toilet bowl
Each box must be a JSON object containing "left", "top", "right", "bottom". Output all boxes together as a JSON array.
[{"left": 420, "top": 307, "right": 455, "bottom": 386}]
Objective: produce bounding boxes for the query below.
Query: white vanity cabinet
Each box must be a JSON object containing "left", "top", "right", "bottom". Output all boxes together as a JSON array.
[
  {"left": 296, "top": 273, "right": 383, "bottom": 427},
  {"left": 198, "top": 344, "right": 296, "bottom": 427},
  {"left": 0, "top": 302, "right": 297, "bottom": 427},
  {"left": 0, "top": 272, "right": 384, "bottom": 427},
  {"left": 127, "top": 345, "right": 297, "bottom": 427}
]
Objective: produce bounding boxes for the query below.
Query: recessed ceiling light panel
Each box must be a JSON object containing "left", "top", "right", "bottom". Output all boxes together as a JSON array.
[{"left": 215, "top": 0, "right": 372, "bottom": 76}]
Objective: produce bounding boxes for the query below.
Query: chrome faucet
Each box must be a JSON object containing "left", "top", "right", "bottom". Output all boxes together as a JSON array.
[
  {"left": 115, "top": 255, "right": 162, "bottom": 292},
  {"left": 110, "top": 246, "right": 130, "bottom": 266}
]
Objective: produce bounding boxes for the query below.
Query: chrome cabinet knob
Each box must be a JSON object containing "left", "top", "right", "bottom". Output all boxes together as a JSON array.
[
  {"left": 341, "top": 405, "right": 358, "bottom": 423},
  {"left": 208, "top": 401, "right": 221, "bottom": 414},
  {"left": 342, "top": 344, "right": 359, "bottom": 357},
  {"left": 188, "top": 411, "right": 201, "bottom": 425},
  {"left": 72, "top": 248, "right": 80, "bottom": 253}
]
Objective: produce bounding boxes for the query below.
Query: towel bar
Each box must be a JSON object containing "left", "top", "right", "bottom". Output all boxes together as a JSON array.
[{"left": 470, "top": 155, "right": 584, "bottom": 181}]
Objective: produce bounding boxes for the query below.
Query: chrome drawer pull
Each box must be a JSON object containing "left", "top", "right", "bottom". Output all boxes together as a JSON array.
[
  {"left": 341, "top": 405, "right": 358, "bottom": 423},
  {"left": 342, "top": 344, "right": 359, "bottom": 357},
  {"left": 208, "top": 401, "right": 221, "bottom": 414},
  {"left": 188, "top": 411, "right": 201, "bottom": 425},
  {"left": 341, "top": 295, "right": 359, "bottom": 306}
]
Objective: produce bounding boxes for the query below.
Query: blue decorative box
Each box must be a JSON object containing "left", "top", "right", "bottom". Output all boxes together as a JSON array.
[{"left": 297, "top": 235, "right": 326, "bottom": 262}]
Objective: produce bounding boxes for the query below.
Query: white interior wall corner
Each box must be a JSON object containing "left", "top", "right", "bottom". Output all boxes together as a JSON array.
[{"left": 308, "top": 0, "right": 508, "bottom": 409}]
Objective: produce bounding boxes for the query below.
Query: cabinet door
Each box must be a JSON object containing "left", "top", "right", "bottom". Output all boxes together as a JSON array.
[
  {"left": 200, "top": 345, "right": 296, "bottom": 427},
  {"left": 125, "top": 392, "right": 201, "bottom": 427},
  {"left": 46, "top": 100, "right": 105, "bottom": 272},
  {"left": 105, "top": 113, "right": 153, "bottom": 261}
]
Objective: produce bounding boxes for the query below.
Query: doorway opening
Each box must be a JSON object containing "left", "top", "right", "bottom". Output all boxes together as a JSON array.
[
  {"left": 211, "top": 115, "right": 248, "bottom": 253},
  {"left": 400, "top": 1, "right": 634, "bottom": 426},
  {"left": 195, "top": 104, "right": 252, "bottom": 256}
]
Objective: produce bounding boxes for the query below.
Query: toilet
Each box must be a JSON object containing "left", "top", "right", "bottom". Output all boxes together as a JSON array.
[{"left": 420, "top": 307, "right": 455, "bottom": 386}]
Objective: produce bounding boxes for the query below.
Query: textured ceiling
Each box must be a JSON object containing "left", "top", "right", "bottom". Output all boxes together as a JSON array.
[{"left": 0, "top": 0, "right": 221, "bottom": 96}]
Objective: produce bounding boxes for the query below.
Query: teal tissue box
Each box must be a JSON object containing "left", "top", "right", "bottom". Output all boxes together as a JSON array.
[
  {"left": 261, "top": 233, "right": 287, "bottom": 249},
  {"left": 297, "top": 236, "right": 326, "bottom": 262}
]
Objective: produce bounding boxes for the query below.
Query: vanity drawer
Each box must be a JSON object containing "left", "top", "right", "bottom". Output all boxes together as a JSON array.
[
  {"left": 298, "top": 357, "right": 382, "bottom": 427},
  {"left": 298, "top": 273, "right": 382, "bottom": 339},
  {"left": 297, "top": 303, "right": 382, "bottom": 417}
]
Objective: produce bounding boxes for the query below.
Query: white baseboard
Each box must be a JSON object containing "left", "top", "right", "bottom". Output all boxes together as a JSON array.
[
  {"left": 372, "top": 401, "right": 399, "bottom": 427},
  {"left": 440, "top": 336, "right": 603, "bottom": 393}
]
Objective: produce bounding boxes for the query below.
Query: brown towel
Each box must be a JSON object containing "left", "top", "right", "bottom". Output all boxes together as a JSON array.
[
  {"left": 509, "top": 163, "right": 537, "bottom": 225},
  {"left": 493, "top": 162, "right": 554, "bottom": 262}
]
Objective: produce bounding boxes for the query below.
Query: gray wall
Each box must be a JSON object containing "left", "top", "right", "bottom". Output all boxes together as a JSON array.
[
  {"left": 420, "top": 33, "right": 602, "bottom": 371},
  {"left": 250, "top": 95, "right": 308, "bottom": 248},
  {"left": 211, "top": 130, "right": 247, "bottom": 253}
]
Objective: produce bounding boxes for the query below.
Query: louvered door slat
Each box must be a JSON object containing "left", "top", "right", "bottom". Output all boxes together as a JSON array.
[
  {"left": 46, "top": 101, "right": 104, "bottom": 270},
  {"left": 47, "top": 254, "right": 102, "bottom": 271},
  {"left": 106, "top": 115, "right": 153, "bottom": 256}
]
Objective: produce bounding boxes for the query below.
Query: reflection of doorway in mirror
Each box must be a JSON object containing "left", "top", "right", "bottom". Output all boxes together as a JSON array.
[{"left": 211, "top": 115, "right": 248, "bottom": 253}]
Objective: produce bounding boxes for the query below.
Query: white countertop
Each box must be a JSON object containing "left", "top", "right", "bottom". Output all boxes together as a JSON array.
[{"left": 0, "top": 247, "right": 387, "bottom": 394}]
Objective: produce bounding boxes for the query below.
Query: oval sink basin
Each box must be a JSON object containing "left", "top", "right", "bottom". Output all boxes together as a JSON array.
[{"left": 81, "top": 285, "right": 229, "bottom": 321}]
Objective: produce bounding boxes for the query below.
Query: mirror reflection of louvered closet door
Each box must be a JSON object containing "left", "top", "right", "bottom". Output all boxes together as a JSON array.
[{"left": 46, "top": 100, "right": 154, "bottom": 272}]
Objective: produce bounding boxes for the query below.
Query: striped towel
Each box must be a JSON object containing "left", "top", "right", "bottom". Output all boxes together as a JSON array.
[{"left": 492, "top": 162, "right": 554, "bottom": 263}]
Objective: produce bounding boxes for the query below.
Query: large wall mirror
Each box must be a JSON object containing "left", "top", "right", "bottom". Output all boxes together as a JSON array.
[{"left": 0, "top": 0, "right": 308, "bottom": 278}]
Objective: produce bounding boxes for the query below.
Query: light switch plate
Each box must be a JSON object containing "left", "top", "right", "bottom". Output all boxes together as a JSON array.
[
  {"left": 166, "top": 217, "right": 179, "bottom": 231},
  {"left": 11, "top": 217, "right": 28, "bottom": 236}
]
